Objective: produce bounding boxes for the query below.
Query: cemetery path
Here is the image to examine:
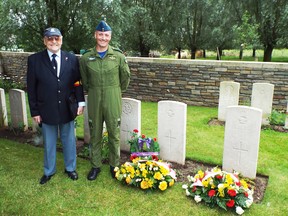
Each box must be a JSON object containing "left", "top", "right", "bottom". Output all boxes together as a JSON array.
[{"left": 0, "top": 127, "right": 268, "bottom": 204}]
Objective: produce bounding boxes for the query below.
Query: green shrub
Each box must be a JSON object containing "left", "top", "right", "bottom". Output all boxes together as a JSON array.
[{"left": 268, "top": 109, "right": 286, "bottom": 126}]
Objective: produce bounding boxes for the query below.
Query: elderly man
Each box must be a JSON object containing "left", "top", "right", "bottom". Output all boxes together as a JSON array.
[
  {"left": 27, "top": 27, "right": 85, "bottom": 184},
  {"left": 80, "top": 19, "right": 130, "bottom": 180}
]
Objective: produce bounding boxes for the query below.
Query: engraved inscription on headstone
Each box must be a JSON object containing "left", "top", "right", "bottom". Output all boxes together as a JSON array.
[
  {"left": 218, "top": 81, "right": 240, "bottom": 121},
  {"left": 120, "top": 98, "right": 141, "bottom": 152},
  {"left": 158, "top": 100, "right": 187, "bottom": 165},
  {"left": 223, "top": 106, "right": 262, "bottom": 179},
  {"left": 251, "top": 83, "right": 274, "bottom": 125}
]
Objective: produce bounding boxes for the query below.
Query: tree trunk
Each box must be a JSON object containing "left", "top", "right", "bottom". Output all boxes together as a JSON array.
[
  {"left": 263, "top": 45, "right": 273, "bottom": 62},
  {"left": 203, "top": 49, "right": 206, "bottom": 58},
  {"left": 252, "top": 48, "right": 256, "bottom": 58},
  {"left": 216, "top": 47, "right": 222, "bottom": 60},
  {"left": 139, "top": 42, "right": 150, "bottom": 57},
  {"left": 239, "top": 49, "right": 243, "bottom": 60},
  {"left": 190, "top": 47, "right": 197, "bottom": 59},
  {"left": 177, "top": 48, "right": 181, "bottom": 59}
]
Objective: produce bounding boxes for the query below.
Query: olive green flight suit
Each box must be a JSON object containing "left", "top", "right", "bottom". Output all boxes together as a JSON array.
[{"left": 79, "top": 45, "right": 130, "bottom": 168}]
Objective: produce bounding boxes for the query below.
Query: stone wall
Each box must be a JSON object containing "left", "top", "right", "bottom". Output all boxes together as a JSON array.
[{"left": 1, "top": 51, "right": 287, "bottom": 110}]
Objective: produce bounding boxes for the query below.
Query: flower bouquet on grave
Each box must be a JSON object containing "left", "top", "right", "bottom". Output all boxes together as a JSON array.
[
  {"left": 182, "top": 167, "right": 254, "bottom": 215},
  {"left": 128, "top": 129, "right": 160, "bottom": 161},
  {"left": 114, "top": 129, "right": 177, "bottom": 191},
  {"left": 115, "top": 157, "right": 177, "bottom": 191}
]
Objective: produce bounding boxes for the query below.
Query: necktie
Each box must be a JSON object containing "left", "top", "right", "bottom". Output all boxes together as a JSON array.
[{"left": 51, "top": 54, "right": 57, "bottom": 74}]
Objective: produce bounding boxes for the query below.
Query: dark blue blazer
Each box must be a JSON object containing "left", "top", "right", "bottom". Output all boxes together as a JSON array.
[{"left": 27, "top": 50, "right": 84, "bottom": 125}]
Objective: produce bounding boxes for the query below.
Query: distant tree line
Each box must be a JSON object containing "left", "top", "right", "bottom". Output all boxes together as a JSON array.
[{"left": 0, "top": 0, "right": 288, "bottom": 61}]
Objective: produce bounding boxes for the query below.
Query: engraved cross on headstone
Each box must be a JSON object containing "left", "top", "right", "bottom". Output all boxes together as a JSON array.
[{"left": 165, "top": 130, "right": 176, "bottom": 155}]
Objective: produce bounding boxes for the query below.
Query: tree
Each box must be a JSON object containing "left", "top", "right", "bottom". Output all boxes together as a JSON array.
[
  {"left": 1, "top": 0, "right": 121, "bottom": 53},
  {"left": 160, "top": 0, "right": 188, "bottom": 59},
  {"left": 184, "top": 0, "right": 211, "bottom": 59},
  {"left": 244, "top": 0, "right": 288, "bottom": 61},
  {"left": 120, "top": 0, "right": 167, "bottom": 57},
  {"left": 0, "top": 0, "right": 18, "bottom": 50},
  {"left": 234, "top": 11, "right": 260, "bottom": 59},
  {"left": 206, "top": 0, "right": 238, "bottom": 60}
]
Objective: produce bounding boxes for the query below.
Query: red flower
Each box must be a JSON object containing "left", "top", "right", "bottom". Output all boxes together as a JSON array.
[
  {"left": 153, "top": 137, "right": 157, "bottom": 141},
  {"left": 226, "top": 199, "right": 235, "bottom": 208},
  {"left": 244, "top": 192, "right": 248, "bottom": 197},
  {"left": 208, "top": 190, "right": 216, "bottom": 197},
  {"left": 130, "top": 155, "right": 137, "bottom": 161},
  {"left": 141, "top": 134, "right": 145, "bottom": 138},
  {"left": 236, "top": 181, "right": 241, "bottom": 186},
  {"left": 133, "top": 129, "right": 139, "bottom": 133},
  {"left": 227, "top": 189, "right": 237, "bottom": 197},
  {"left": 192, "top": 186, "right": 197, "bottom": 192},
  {"left": 216, "top": 175, "right": 222, "bottom": 179},
  {"left": 152, "top": 155, "right": 158, "bottom": 161}
]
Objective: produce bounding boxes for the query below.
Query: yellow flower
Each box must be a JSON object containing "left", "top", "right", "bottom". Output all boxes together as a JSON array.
[
  {"left": 148, "top": 179, "right": 154, "bottom": 188},
  {"left": 126, "top": 176, "right": 132, "bottom": 184},
  {"left": 169, "top": 179, "right": 175, "bottom": 187},
  {"left": 132, "top": 158, "right": 140, "bottom": 163},
  {"left": 154, "top": 172, "right": 163, "bottom": 180},
  {"left": 225, "top": 174, "right": 233, "bottom": 185},
  {"left": 240, "top": 179, "right": 248, "bottom": 189},
  {"left": 139, "top": 163, "right": 146, "bottom": 170},
  {"left": 140, "top": 180, "right": 149, "bottom": 189},
  {"left": 120, "top": 168, "right": 126, "bottom": 174},
  {"left": 136, "top": 169, "right": 140, "bottom": 176},
  {"left": 160, "top": 166, "right": 169, "bottom": 176},
  {"left": 219, "top": 190, "right": 225, "bottom": 197},
  {"left": 146, "top": 161, "right": 153, "bottom": 166},
  {"left": 126, "top": 166, "right": 135, "bottom": 174},
  {"left": 115, "top": 171, "right": 120, "bottom": 179},
  {"left": 159, "top": 181, "right": 168, "bottom": 191},
  {"left": 212, "top": 167, "right": 221, "bottom": 172},
  {"left": 202, "top": 179, "right": 209, "bottom": 187},
  {"left": 195, "top": 170, "right": 204, "bottom": 179},
  {"left": 142, "top": 169, "right": 148, "bottom": 177}
]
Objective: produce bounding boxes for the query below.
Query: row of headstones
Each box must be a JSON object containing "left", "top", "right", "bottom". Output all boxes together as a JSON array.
[
  {"left": 1, "top": 88, "right": 288, "bottom": 179},
  {"left": 218, "top": 81, "right": 275, "bottom": 125}
]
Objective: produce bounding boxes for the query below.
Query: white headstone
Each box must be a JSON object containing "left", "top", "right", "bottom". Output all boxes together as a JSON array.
[
  {"left": 285, "top": 101, "right": 288, "bottom": 129},
  {"left": 218, "top": 81, "right": 240, "bottom": 121},
  {"left": 0, "top": 88, "right": 8, "bottom": 127},
  {"left": 158, "top": 100, "right": 187, "bottom": 165},
  {"left": 9, "top": 89, "right": 28, "bottom": 131},
  {"left": 120, "top": 98, "right": 141, "bottom": 152},
  {"left": 251, "top": 83, "right": 274, "bottom": 125},
  {"left": 222, "top": 106, "right": 262, "bottom": 179},
  {"left": 84, "top": 95, "right": 90, "bottom": 144}
]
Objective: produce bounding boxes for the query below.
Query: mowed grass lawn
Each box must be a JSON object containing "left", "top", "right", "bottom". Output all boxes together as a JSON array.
[{"left": 0, "top": 102, "right": 288, "bottom": 215}]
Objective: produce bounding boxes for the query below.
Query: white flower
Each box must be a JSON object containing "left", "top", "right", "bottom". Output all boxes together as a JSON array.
[
  {"left": 185, "top": 189, "right": 191, "bottom": 196},
  {"left": 194, "top": 195, "right": 202, "bottom": 203},
  {"left": 218, "top": 183, "right": 225, "bottom": 189},
  {"left": 182, "top": 184, "right": 188, "bottom": 189},
  {"left": 187, "top": 175, "right": 195, "bottom": 182},
  {"left": 245, "top": 199, "right": 253, "bottom": 208},
  {"left": 236, "top": 206, "right": 245, "bottom": 215}
]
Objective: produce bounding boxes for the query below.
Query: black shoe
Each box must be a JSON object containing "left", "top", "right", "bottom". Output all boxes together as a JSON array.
[
  {"left": 64, "top": 170, "right": 78, "bottom": 180},
  {"left": 87, "top": 167, "right": 101, "bottom": 181},
  {"left": 110, "top": 166, "right": 116, "bottom": 179},
  {"left": 39, "top": 174, "right": 53, "bottom": 185}
]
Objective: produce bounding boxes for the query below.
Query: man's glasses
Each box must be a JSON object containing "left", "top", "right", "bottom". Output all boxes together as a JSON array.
[{"left": 46, "top": 36, "right": 60, "bottom": 42}]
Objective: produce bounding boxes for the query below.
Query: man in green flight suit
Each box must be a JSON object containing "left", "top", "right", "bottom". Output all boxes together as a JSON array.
[{"left": 79, "top": 18, "right": 130, "bottom": 180}]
